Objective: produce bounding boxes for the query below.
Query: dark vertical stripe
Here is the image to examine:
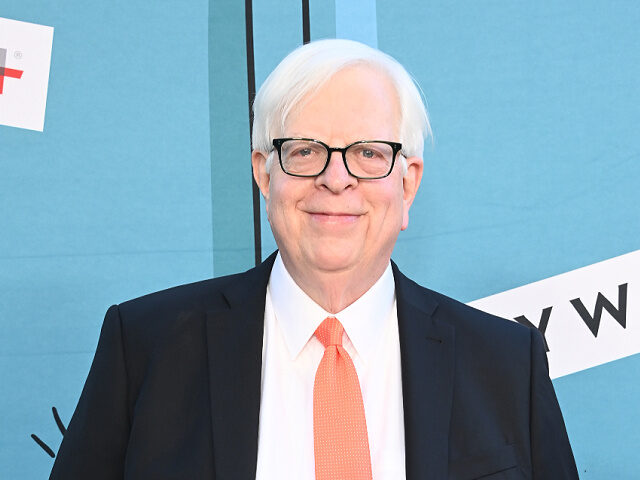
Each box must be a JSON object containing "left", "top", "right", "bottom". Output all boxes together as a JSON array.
[
  {"left": 302, "top": 0, "right": 311, "bottom": 43},
  {"left": 244, "top": 0, "right": 261, "bottom": 266}
]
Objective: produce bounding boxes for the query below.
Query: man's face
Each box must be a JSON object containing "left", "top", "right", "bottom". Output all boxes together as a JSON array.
[{"left": 252, "top": 65, "right": 423, "bottom": 283}]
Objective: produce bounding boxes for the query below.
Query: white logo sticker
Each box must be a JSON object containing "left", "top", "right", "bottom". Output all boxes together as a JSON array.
[{"left": 0, "top": 17, "right": 54, "bottom": 132}]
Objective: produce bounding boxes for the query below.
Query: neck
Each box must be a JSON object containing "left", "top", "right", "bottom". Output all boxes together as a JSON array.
[{"left": 279, "top": 255, "right": 390, "bottom": 314}]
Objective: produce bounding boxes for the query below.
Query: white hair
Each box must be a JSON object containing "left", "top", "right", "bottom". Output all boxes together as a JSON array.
[{"left": 251, "top": 39, "right": 431, "bottom": 172}]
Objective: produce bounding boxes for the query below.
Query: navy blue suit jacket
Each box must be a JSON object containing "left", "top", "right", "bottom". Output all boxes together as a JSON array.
[{"left": 50, "top": 253, "right": 578, "bottom": 479}]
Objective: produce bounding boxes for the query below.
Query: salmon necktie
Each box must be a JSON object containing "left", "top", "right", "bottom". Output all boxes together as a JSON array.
[{"left": 313, "top": 316, "right": 372, "bottom": 480}]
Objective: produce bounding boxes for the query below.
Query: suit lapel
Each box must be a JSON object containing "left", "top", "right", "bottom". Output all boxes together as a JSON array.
[
  {"left": 393, "top": 263, "right": 455, "bottom": 480},
  {"left": 206, "top": 254, "right": 277, "bottom": 480}
]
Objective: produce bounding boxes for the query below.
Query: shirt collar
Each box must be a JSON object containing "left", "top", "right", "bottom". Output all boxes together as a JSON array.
[{"left": 268, "top": 253, "right": 395, "bottom": 365}]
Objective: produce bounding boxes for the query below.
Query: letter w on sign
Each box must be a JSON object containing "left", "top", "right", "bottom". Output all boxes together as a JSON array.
[{"left": 570, "top": 284, "right": 628, "bottom": 337}]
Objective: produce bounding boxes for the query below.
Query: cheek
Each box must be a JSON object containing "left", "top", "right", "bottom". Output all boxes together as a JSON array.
[
  {"left": 375, "top": 185, "right": 405, "bottom": 232},
  {"left": 266, "top": 182, "right": 296, "bottom": 226},
  {"left": 265, "top": 179, "right": 285, "bottom": 215},
  {"left": 379, "top": 180, "right": 404, "bottom": 210}
]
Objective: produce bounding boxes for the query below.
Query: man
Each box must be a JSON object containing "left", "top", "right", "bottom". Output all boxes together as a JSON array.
[{"left": 50, "top": 39, "right": 578, "bottom": 479}]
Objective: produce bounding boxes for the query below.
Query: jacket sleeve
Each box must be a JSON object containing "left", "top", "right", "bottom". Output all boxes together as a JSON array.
[
  {"left": 50, "top": 305, "right": 131, "bottom": 479},
  {"left": 529, "top": 327, "right": 580, "bottom": 479}
]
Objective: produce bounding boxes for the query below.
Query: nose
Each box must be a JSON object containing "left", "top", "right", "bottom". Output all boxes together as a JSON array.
[{"left": 315, "top": 151, "right": 358, "bottom": 192}]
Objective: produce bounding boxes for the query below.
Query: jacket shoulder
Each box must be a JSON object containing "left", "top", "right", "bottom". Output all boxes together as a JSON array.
[
  {"left": 393, "top": 264, "right": 534, "bottom": 363},
  {"left": 109, "top": 272, "right": 244, "bottom": 374},
  {"left": 116, "top": 251, "right": 277, "bottom": 334},
  {"left": 118, "top": 272, "right": 239, "bottom": 322},
  {"left": 113, "top": 268, "right": 262, "bottom": 361},
  {"left": 431, "top": 287, "right": 529, "bottom": 341}
]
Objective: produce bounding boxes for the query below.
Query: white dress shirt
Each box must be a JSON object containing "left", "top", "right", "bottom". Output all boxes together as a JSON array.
[{"left": 255, "top": 253, "right": 406, "bottom": 479}]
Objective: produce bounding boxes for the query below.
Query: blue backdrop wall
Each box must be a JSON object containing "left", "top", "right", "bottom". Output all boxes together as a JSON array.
[{"left": 1, "top": 1, "right": 639, "bottom": 478}]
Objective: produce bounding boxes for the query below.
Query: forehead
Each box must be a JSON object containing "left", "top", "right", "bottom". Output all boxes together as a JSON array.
[{"left": 284, "top": 65, "right": 401, "bottom": 141}]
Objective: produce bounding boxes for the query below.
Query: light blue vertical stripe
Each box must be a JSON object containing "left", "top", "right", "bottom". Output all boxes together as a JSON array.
[{"left": 335, "top": 0, "right": 378, "bottom": 47}]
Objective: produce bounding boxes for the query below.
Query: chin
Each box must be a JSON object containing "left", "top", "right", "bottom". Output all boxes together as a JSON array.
[{"left": 306, "top": 247, "right": 359, "bottom": 273}]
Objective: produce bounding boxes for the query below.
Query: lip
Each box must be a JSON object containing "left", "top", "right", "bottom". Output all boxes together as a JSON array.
[{"left": 307, "top": 211, "right": 362, "bottom": 224}]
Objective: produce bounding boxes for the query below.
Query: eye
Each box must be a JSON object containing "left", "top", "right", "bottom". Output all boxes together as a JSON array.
[
  {"left": 353, "top": 145, "right": 384, "bottom": 159},
  {"left": 284, "top": 141, "right": 324, "bottom": 158}
]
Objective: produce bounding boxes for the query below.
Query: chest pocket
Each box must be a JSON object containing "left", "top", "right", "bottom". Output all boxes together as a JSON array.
[{"left": 449, "top": 443, "right": 523, "bottom": 480}]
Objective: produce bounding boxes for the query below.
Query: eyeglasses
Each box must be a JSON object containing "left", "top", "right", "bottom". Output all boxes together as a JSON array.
[{"left": 272, "top": 138, "right": 403, "bottom": 179}]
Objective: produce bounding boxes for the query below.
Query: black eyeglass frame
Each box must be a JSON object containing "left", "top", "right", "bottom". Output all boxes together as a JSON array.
[{"left": 272, "top": 137, "right": 403, "bottom": 179}]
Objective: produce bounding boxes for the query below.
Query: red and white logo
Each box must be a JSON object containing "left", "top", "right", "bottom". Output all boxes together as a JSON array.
[
  {"left": 0, "top": 47, "right": 24, "bottom": 94},
  {"left": 0, "top": 17, "right": 54, "bottom": 131}
]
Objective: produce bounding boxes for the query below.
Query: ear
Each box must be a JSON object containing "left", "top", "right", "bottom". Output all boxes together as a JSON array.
[
  {"left": 251, "top": 150, "right": 271, "bottom": 203},
  {"left": 401, "top": 156, "right": 423, "bottom": 231}
]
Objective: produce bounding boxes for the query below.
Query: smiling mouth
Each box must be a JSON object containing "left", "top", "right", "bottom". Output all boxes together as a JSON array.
[{"left": 308, "top": 212, "right": 361, "bottom": 224}]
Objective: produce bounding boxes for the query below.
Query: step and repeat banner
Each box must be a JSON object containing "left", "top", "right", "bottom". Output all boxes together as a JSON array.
[{"left": 1, "top": 1, "right": 638, "bottom": 478}]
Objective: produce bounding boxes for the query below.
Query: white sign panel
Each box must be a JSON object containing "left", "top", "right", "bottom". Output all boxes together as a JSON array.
[
  {"left": 0, "top": 17, "right": 54, "bottom": 131},
  {"left": 469, "top": 250, "right": 639, "bottom": 379}
]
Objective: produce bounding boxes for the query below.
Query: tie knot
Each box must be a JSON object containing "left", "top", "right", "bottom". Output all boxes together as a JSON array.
[{"left": 315, "top": 317, "right": 344, "bottom": 348}]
